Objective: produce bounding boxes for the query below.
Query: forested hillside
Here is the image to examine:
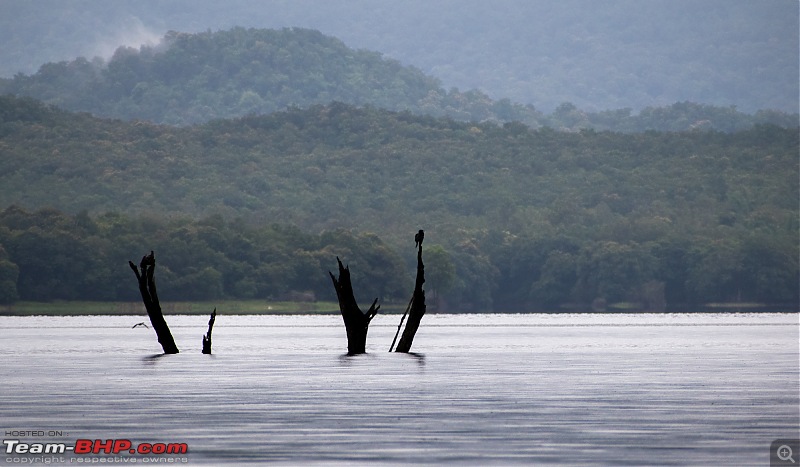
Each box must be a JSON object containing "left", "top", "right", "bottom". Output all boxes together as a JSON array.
[
  {"left": 0, "top": 27, "right": 537, "bottom": 126},
  {"left": 1, "top": 0, "right": 797, "bottom": 114},
  {"left": 0, "top": 28, "right": 796, "bottom": 132},
  {"left": 0, "top": 96, "right": 797, "bottom": 310}
]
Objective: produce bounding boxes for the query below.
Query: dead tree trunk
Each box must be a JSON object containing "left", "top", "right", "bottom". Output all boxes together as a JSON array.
[
  {"left": 394, "top": 234, "right": 426, "bottom": 353},
  {"left": 202, "top": 308, "right": 216, "bottom": 354},
  {"left": 128, "top": 251, "right": 179, "bottom": 354},
  {"left": 329, "top": 256, "right": 379, "bottom": 354}
]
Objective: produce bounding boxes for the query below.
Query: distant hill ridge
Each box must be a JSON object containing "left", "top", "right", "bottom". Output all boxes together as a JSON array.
[
  {"left": 0, "top": 27, "right": 796, "bottom": 132},
  {"left": 0, "top": 27, "right": 533, "bottom": 126},
  {"left": 2, "top": 0, "right": 797, "bottom": 114},
  {"left": 0, "top": 93, "right": 796, "bottom": 242}
]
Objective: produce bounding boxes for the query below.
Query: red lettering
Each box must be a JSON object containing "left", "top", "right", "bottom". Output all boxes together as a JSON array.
[
  {"left": 75, "top": 438, "right": 188, "bottom": 456},
  {"left": 74, "top": 439, "right": 92, "bottom": 454},
  {"left": 93, "top": 439, "right": 113, "bottom": 454},
  {"left": 113, "top": 439, "right": 132, "bottom": 454},
  {"left": 165, "top": 443, "right": 188, "bottom": 454}
]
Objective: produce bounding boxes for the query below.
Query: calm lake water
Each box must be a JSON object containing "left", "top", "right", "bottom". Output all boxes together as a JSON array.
[{"left": 0, "top": 313, "right": 798, "bottom": 466}]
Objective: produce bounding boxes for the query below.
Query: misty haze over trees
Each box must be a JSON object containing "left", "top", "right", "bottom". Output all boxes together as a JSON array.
[
  {"left": 0, "top": 0, "right": 797, "bottom": 114},
  {"left": 0, "top": 1, "right": 796, "bottom": 311},
  {"left": 0, "top": 27, "right": 796, "bottom": 131}
]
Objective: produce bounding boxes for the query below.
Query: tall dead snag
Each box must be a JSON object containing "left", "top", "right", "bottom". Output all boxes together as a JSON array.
[
  {"left": 128, "top": 251, "right": 179, "bottom": 354},
  {"left": 394, "top": 231, "right": 426, "bottom": 353},
  {"left": 202, "top": 308, "right": 216, "bottom": 354},
  {"left": 329, "top": 256, "right": 380, "bottom": 354}
]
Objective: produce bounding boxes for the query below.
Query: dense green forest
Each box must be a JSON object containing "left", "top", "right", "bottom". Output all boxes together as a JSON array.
[
  {"left": 1, "top": 1, "right": 797, "bottom": 114},
  {"left": 0, "top": 206, "right": 409, "bottom": 305},
  {"left": 0, "top": 96, "right": 797, "bottom": 310},
  {"left": 0, "top": 28, "right": 796, "bottom": 131}
]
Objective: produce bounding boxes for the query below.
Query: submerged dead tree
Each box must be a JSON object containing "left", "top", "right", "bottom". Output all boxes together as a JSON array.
[
  {"left": 202, "top": 308, "right": 216, "bottom": 354},
  {"left": 393, "top": 230, "right": 427, "bottom": 353},
  {"left": 329, "top": 256, "right": 380, "bottom": 354},
  {"left": 129, "top": 251, "right": 179, "bottom": 354}
]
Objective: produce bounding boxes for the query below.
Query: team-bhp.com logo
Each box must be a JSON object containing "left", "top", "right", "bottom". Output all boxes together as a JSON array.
[{"left": 5, "top": 438, "right": 188, "bottom": 461}]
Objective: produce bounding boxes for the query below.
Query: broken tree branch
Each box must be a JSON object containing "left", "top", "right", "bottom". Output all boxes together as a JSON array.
[
  {"left": 394, "top": 232, "right": 426, "bottom": 353},
  {"left": 329, "top": 256, "right": 379, "bottom": 354},
  {"left": 129, "top": 251, "right": 179, "bottom": 354},
  {"left": 389, "top": 295, "right": 414, "bottom": 352},
  {"left": 202, "top": 308, "right": 216, "bottom": 354}
]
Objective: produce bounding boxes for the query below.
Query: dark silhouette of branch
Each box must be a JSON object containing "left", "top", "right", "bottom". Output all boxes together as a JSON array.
[
  {"left": 389, "top": 295, "right": 414, "bottom": 352},
  {"left": 329, "top": 256, "right": 379, "bottom": 354},
  {"left": 202, "top": 308, "right": 216, "bottom": 354},
  {"left": 395, "top": 232, "right": 427, "bottom": 353},
  {"left": 129, "top": 251, "right": 179, "bottom": 354}
]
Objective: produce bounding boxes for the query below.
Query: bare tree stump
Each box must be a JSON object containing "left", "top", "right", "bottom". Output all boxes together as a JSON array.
[
  {"left": 329, "top": 257, "right": 379, "bottom": 354},
  {"left": 394, "top": 235, "right": 426, "bottom": 353},
  {"left": 202, "top": 308, "right": 216, "bottom": 354},
  {"left": 128, "top": 251, "right": 179, "bottom": 354}
]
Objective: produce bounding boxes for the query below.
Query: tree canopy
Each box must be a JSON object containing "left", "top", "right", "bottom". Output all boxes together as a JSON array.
[
  {"left": 0, "top": 28, "right": 795, "bottom": 131},
  {"left": 0, "top": 96, "right": 796, "bottom": 310},
  {"left": 2, "top": 1, "right": 797, "bottom": 114}
]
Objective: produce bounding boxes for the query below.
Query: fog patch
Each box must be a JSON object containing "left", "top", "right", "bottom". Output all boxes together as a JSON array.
[{"left": 88, "top": 16, "right": 163, "bottom": 61}]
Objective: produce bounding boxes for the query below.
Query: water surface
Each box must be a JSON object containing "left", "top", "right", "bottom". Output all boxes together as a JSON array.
[{"left": 1, "top": 313, "right": 797, "bottom": 465}]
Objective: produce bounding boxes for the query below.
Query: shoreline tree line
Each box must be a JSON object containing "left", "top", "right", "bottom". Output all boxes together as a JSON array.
[{"left": 0, "top": 206, "right": 796, "bottom": 311}]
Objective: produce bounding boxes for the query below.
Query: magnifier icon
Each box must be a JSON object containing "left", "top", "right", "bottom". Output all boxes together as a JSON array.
[{"left": 778, "top": 445, "right": 796, "bottom": 463}]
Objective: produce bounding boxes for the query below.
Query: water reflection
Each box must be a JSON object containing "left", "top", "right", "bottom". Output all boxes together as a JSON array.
[
  {"left": 0, "top": 313, "right": 796, "bottom": 465},
  {"left": 141, "top": 353, "right": 167, "bottom": 364},
  {"left": 337, "top": 351, "right": 425, "bottom": 367},
  {"left": 404, "top": 351, "right": 426, "bottom": 366}
]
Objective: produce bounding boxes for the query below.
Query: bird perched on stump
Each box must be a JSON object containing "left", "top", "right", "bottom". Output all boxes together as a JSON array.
[
  {"left": 140, "top": 250, "right": 155, "bottom": 268},
  {"left": 415, "top": 229, "right": 424, "bottom": 249}
]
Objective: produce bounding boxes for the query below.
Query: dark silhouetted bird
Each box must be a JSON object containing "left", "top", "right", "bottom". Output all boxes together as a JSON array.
[
  {"left": 415, "top": 229, "right": 424, "bottom": 249},
  {"left": 140, "top": 250, "right": 155, "bottom": 268}
]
